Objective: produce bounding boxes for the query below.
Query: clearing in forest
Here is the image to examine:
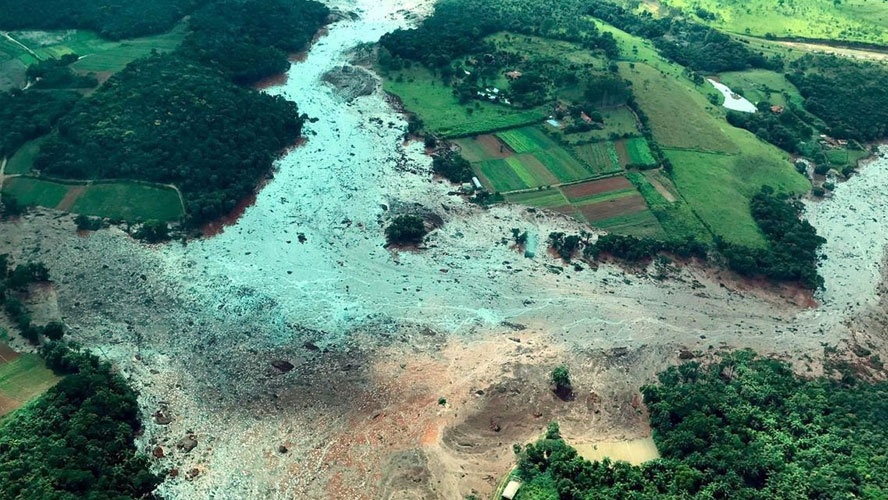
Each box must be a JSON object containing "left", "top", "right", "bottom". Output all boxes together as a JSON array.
[{"left": 0, "top": 344, "right": 60, "bottom": 418}]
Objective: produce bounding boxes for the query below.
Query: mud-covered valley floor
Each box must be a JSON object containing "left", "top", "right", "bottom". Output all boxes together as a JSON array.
[{"left": 3, "top": 0, "right": 888, "bottom": 498}]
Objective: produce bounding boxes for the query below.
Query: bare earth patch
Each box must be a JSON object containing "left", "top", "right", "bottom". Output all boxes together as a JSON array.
[{"left": 563, "top": 177, "right": 632, "bottom": 201}]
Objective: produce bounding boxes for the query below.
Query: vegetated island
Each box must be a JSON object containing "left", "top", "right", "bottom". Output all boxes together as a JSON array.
[
  {"left": 0, "top": 0, "right": 331, "bottom": 233},
  {"left": 376, "top": 0, "right": 888, "bottom": 290}
]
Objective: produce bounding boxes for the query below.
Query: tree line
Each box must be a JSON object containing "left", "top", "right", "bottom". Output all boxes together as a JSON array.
[
  {"left": 586, "top": 3, "right": 783, "bottom": 73},
  {"left": 515, "top": 350, "right": 888, "bottom": 498}
]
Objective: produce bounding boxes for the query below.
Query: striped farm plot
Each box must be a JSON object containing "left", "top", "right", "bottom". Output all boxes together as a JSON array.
[
  {"left": 474, "top": 154, "right": 558, "bottom": 192},
  {"left": 571, "top": 141, "right": 622, "bottom": 175},
  {"left": 505, "top": 187, "right": 570, "bottom": 209},
  {"left": 495, "top": 126, "right": 553, "bottom": 153},
  {"left": 595, "top": 210, "right": 665, "bottom": 238},
  {"left": 616, "top": 137, "right": 657, "bottom": 168}
]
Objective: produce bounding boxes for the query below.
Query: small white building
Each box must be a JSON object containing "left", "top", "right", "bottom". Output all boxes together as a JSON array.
[
  {"left": 471, "top": 177, "right": 483, "bottom": 190},
  {"left": 502, "top": 480, "right": 522, "bottom": 500}
]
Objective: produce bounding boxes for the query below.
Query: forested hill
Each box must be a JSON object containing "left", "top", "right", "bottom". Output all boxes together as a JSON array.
[
  {"left": 0, "top": 0, "right": 330, "bottom": 227},
  {"left": 0, "top": 0, "right": 206, "bottom": 39}
]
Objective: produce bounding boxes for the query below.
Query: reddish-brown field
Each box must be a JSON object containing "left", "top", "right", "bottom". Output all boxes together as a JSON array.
[
  {"left": 476, "top": 134, "right": 514, "bottom": 158},
  {"left": 0, "top": 343, "right": 19, "bottom": 364},
  {"left": 562, "top": 177, "right": 633, "bottom": 201},
  {"left": 614, "top": 140, "right": 631, "bottom": 167},
  {"left": 579, "top": 194, "right": 648, "bottom": 222}
]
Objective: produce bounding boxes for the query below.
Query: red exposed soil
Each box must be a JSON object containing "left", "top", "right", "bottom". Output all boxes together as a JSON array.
[
  {"left": 253, "top": 72, "right": 289, "bottom": 90},
  {"left": 200, "top": 178, "right": 269, "bottom": 238},
  {"left": 476, "top": 135, "right": 514, "bottom": 159},
  {"left": 614, "top": 140, "right": 630, "bottom": 167},
  {"left": 55, "top": 185, "right": 86, "bottom": 212},
  {"left": 562, "top": 177, "right": 632, "bottom": 201},
  {"left": 580, "top": 194, "right": 648, "bottom": 222},
  {"left": 0, "top": 343, "right": 19, "bottom": 364}
]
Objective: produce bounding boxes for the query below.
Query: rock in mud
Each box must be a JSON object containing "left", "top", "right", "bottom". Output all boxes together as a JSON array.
[
  {"left": 154, "top": 410, "right": 173, "bottom": 425},
  {"left": 153, "top": 446, "right": 165, "bottom": 458},
  {"left": 176, "top": 435, "right": 198, "bottom": 453},
  {"left": 322, "top": 65, "right": 377, "bottom": 101},
  {"left": 271, "top": 360, "right": 295, "bottom": 372}
]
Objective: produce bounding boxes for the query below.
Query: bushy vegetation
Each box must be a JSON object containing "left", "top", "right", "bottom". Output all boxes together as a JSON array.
[
  {"left": 184, "top": 0, "right": 330, "bottom": 84},
  {"left": 386, "top": 215, "right": 428, "bottom": 245},
  {"left": 587, "top": 3, "right": 781, "bottom": 73},
  {"left": 515, "top": 351, "right": 888, "bottom": 499},
  {"left": 0, "top": 90, "right": 80, "bottom": 156},
  {"left": 726, "top": 106, "right": 814, "bottom": 154},
  {"left": 380, "top": 0, "right": 619, "bottom": 69},
  {"left": 432, "top": 152, "right": 474, "bottom": 183},
  {"left": 26, "top": 55, "right": 98, "bottom": 89},
  {"left": 0, "top": 342, "right": 159, "bottom": 498},
  {"left": 0, "top": 0, "right": 204, "bottom": 39},
  {"left": 718, "top": 186, "right": 825, "bottom": 289},
  {"left": 35, "top": 54, "right": 303, "bottom": 226},
  {"left": 0, "top": 256, "right": 59, "bottom": 345},
  {"left": 788, "top": 54, "right": 888, "bottom": 141}
]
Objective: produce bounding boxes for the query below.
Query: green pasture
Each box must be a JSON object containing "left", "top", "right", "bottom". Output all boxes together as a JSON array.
[
  {"left": 2, "top": 177, "right": 69, "bottom": 208},
  {"left": 475, "top": 159, "right": 528, "bottom": 192},
  {"left": 71, "top": 183, "right": 183, "bottom": 221},
  {"left": 7, "top": 25, "right": 185, "bottom": 74},
  {"left": 2, "top": 177, "right": 184, "bottom": 221},
  {"left": 487, "top": 32, "right": 607, "bottom": 69},
  {"left": 5, "top": 137, "right": 46, "bottom": 175},
  {"left": 382, "top": 66, "right": 546, "bottom": 137},
  {"left": 664, "top": 0, "right": 888, "bottom": 45},
  {"left": 666, "top": 147, "right": 808, "bottom": 246},
  {"left": 619, "top": 62, "right": 737, "bottom": 153},
  {"left": 717, "top": 70, "right": 805, "bottom": 108}
]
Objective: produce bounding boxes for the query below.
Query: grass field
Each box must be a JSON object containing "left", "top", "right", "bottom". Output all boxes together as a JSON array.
[
  {"left": 8, "top": 25, "right": 185, "bottom": 74},
  {"left": 662, "top": 0, "right": 888, "bottom": 45},
  {"left": 620, "top": 62, "right": 738, "bottom": 153},
  {"left": 666, "top": 148, "right": 809, "bottom": 246},
  {"left": 5, "top": 137, "right": 46, "bottom": 175},
  {"left": 594, "top": 210, "right": 665, "bottom": 238},
  {"left": 2, "top": 177, "right": 184, "bottom": 221},
  {"left": 0, "top": 347, "right": 60, "bottom": 418},
  {"left": 382, "top": 66, "right": 547, "bottom": 137},
  {"left": 626, "top": 171, "right": 711, "bottom": 242},
  {"left": 717, "top": 70, "right": 805, "bottom": 109}
]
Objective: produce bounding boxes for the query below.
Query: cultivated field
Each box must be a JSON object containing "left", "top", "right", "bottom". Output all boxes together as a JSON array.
[
  {"left": 0, "top": 344, "right": 59, "bottom": 418},
  {"left": 5, "top": 137, "right": 46, "bottom": 175},
  {"left": 2, "top": 177, "right": 184, "bottom": 221}
]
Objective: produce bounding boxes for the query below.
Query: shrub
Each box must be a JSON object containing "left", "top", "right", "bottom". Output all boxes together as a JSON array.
[{"left": 385, "top": 215, "right": 427, "bottom": 245}]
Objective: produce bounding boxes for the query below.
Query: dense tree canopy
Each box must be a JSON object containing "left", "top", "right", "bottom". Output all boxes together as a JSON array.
[
  {"left": 516, "top": 351, "right": 888, "bottom": 499},
  {"left": 788, "top": 54, "right": 888, "bottom": 141},
  {"left": 35, "top": 54, "right": 303, "bottom": 225},
  {"left": 380, "top": 0, "right": 619, "bottom": 68},
  {"left": 0, "top": 342, "right": 159, "bottom": 499},
  {"left": 183, "top": 0, "right": 330, "bottom": 84},
  {"left": 0, "top": 0, "right": 205, "bottom": 39},
  {"left": 0, "top": 90, "right": 79, "bottom": 156}
]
